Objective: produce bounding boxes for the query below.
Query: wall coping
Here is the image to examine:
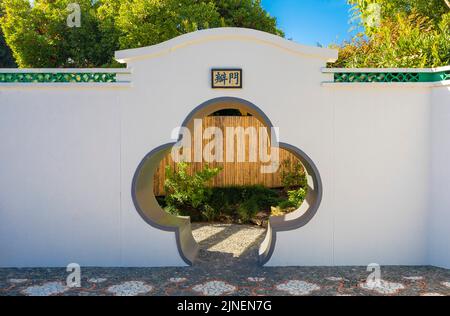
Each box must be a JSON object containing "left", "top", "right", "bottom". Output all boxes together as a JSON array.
[
  {"left": 1, "top": 63, "right": 449, "bottom": 87},
  {"left": 324, "top": 66, "right": 450, "bottom": 73},
  {"left": 0, "top": 68, "right": 132, "bottom": 87},
  {"left": 115, "top": 27, "right": 339, "bottom": 63},
  {"left": 322, "top": 80, "right": 450, "bottom": 88},
  {"left": 323, "top": 66, "right": 450, "bottom": 84}
]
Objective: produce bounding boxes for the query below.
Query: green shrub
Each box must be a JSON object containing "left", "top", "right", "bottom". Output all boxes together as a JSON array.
[
  {"left": 277, "top": 199, "right": 297, "bottom": 210},
  {"left": 278, "top": 159, "right": 308, "bottom": 212},
  {"left": 287, "top": 188, "right": 307, "bottom": 208},
  {"left": 275, "top": 187, "right": 307, "bottom": 211},
  {"left": 164, "top": 162, "right": 222, "bottom": 221},
  {"left": 241, "top": 185, "right": 282, "bottom": 208},
  {"left": 202, "top": 204, "right": 220, "bottom": 222},
  {"left": 237, "top": 197, "right": 259, "bottom": 223},
  {"left": 280, "top": 159, "right": 308, "bottom": 191},
  {"left": 164, "top": 204, "right": 181, "bottom": 217},
  {"left": 209, "top": 187, "right": 243, "bottom": 208},
  {"left": 162, "top": 164, "right": 302, "bottom": 223},
  {"left": 209, "top": 185, "right": 283, "bottom": 213}
]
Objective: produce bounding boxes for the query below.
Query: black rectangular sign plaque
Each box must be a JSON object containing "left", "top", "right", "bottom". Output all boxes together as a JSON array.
[{"left": 211, "top": 69, "right": 243, "bottom": 89}]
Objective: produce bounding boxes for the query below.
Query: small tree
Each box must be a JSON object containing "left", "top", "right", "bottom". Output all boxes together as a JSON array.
[
  {"left": 331, "top": 0, "right": 450, "bottom": 68},
  {"left": 277, "top": 159, "right": 308, "bottom": 211},
  {"left": 164, "top": 162, "right": 222, "bottom": 221},
  {"left": 280, "top": 159, "right": 307, "bottom": 192},
  {"left": 0, "top": 0, "right": 15, "bottom": 67},
  {"left": 1, "top": 0, "right": 283, "bottom": 67}
]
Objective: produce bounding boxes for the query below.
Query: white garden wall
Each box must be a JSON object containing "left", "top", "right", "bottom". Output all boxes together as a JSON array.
[
  {"left": 430, "top": 86, "right": 450, "bottom": 269},
  {"left": 0, "top": 88, "right": 122, "bottom": 267},
  {"left": 0, "top": 28, "right": 448, "bottom": 268}
]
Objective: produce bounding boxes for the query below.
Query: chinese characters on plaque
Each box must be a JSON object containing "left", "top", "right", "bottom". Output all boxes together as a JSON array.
[{"left": 211, "top": 69, "right": 242, "bottom": 89}]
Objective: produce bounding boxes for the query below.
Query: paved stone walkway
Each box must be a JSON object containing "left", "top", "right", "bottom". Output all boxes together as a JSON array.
[
  {"left": 0, "top": 224, "right": 449, "bottom": 296},
  {"left": 192, "top": 223, "right": 266, "bottom": 268}
]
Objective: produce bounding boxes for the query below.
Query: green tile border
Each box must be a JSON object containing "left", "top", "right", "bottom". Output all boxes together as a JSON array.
[
  {"left": 1, "top": 70, "right": 448, "bottom": 84},
  {"left": 0, "top": 72, "right": 116, "bottom": 83},
  {"left": 334, "top": 71, "right": 450, "bottom": 83}
]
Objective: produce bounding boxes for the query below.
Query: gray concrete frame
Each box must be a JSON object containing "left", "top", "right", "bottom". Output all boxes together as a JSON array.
[{"left": 131, "top": 97, "right": 323, "bottom": 266}]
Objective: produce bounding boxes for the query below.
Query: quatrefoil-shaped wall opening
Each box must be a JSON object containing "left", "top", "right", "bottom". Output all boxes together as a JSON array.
[{"left": 132, "top": 97, "right": 323, "bottom": 266}]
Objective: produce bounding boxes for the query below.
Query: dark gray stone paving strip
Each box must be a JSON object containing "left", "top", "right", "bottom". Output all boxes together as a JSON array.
[
  {"left": 0, "top": 266, "right": 449, "bottom": 296},
  {"left": 1, "top": 225, "right": 449, "bottom": 296}
]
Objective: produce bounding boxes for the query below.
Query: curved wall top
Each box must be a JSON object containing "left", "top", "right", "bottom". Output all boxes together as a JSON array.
[{"left": 115, "top": 27, "right": 338, "bottom": 63}]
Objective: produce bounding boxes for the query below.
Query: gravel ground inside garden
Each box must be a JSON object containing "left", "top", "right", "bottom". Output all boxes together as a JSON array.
[
  {"left": 1, "top": 224, "right": 449, "bottom": 296},
  {"left": 191, "top": 223, "right": 266, "bottom": 267}
]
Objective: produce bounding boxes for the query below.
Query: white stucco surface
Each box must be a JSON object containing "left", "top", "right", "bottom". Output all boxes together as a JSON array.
[
  {"left": 430, "top": 86, "right": 450, "bottom": 269},
  {"left": 0, "top": 28, "right": 448, "bottom": 268}
]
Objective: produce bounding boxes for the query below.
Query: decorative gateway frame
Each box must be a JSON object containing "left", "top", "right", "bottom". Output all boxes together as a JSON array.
[{"left": 131, "top": 97, "right": 323, "bottom": 265}]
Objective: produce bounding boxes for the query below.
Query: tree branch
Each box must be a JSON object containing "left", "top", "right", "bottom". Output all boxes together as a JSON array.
[{"left": 445, "top": 0, "right": 450, "bottom": 10}]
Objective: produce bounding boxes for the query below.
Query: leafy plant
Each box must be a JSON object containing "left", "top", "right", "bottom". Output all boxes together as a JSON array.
[
  {"left": 277, "top": 199, "right": 297, "bottom": 210},
  {"left": 164, "top": 162, "right": 222, "bottom": 221},
  {"left": 237, "top": 196, "right": 259, "bottom": 223},
  {"left": 0, "top": 1, "right": 15, "bottom": 67},
  {"left": 276, "top": 159, "right": 309, "bottom": 212},
  {"left": 287, "top": 188, "right": 307, "bottom": 208},
  {"left": 274, "top": 188, "right": 306, "bottom": 212},
  {"left": 162, "top": 163, "right": 306, "bottom": 223},
  {"left": 0, "top": 0, "right": 283, "bottom": 67},
  {"left": 270, "top": 206, "right": 285, "bottom": 217},
  {"left": 280, "top": 159, "right": 308, "bottom": 191},
  {"left": 331, "top": 0, "right": 450, "bottom": 68}
]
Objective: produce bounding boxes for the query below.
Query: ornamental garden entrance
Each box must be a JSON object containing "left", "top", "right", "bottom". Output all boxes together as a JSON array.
[{"left": 132, "top": 97, "right": 322, "bottom": 266}]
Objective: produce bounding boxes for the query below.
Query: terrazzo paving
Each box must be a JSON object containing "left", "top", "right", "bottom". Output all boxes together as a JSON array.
[{"left": 0, "top": 224, "right": 449, "bottom": 296}]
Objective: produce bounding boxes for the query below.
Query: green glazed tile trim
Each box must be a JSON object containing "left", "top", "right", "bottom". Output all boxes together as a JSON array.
[
  {"left": 334, "top": 71, "right": 449, "bottom": 83},
  {"left": 418, "top": 72, "right": 450, "bottom": 82},
  {"left": 0, "top": 72, "right": 116, "bottom": 83}
]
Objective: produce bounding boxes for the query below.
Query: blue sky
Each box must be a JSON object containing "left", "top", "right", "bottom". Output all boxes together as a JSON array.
[{"left": 261, "top": 0, "right": 359, "bottom": 46}]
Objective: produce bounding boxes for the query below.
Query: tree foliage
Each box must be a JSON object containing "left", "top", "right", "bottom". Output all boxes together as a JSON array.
[
  {"left": 211, "top": 0, "right": 283, "bottom": 36},
  {"left": 0, "top": 0, "right": 16, "bottom": 67},
  {"left": 0, "top": 30, "right": 15, "bottom": 67},
  {"left": 114, "top": 0, "right": 222, "bottom": 49},
  {"left": 0, "top": 0, "right": 282, "bottom": 68},
  {"left": 331, "top": 0, "right": 450, "bottom": 68}
]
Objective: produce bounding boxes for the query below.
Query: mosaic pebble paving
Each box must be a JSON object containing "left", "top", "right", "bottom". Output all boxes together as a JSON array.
[
  {"left": 326, "top": 277, "right": 346, "bottom": 282},
  {"left": 276, "top": 280, "right": 320, "bottom": 296},
  {"left": 403, "top": 276, "right": 424, "bottom": 281},
  {"left": 169, "top": 277, "right": 188, "bottom": 283},
  {"left": 0, "top": 266, "right": 448, "bottom": 296},
  {"left": 247, "top": 277, "right": 266, "bottom": 282},
  {"left": 192, "top": 281, "right": 237, "bottom": 296},
  {"left": 106, "top": 281, "right": 153, "bottom": 296},
  {"left": 22, "top": 281, "right": 68, "bottom": 296},
  {"left": 421, "top": 292, "right": 445, "bottom": 296},
  {"left": 8, "top": 279, "right": 28, "bottom": 284},
  {"left": 359, "top": 280, "right": 405, "bottom": 295},
  {"left": 88, "top": 278, "right": 108, "bottom": 284},
  {"left": 0, "top": 226, "right": 448, "bottom": 296}
]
